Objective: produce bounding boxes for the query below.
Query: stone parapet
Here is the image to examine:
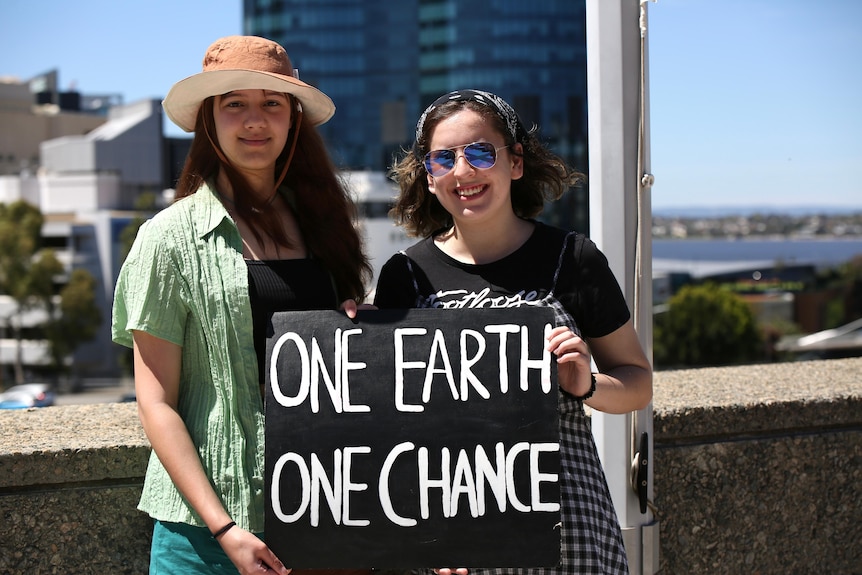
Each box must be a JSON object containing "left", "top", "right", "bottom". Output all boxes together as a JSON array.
[
  {"left": 1, "top": 357, "right": 860, "bottom": 574},
  {"left": 653, "top": 358, "right": 861, "bottom": 574},
  {"left": 0, "top": 403, "right": 151, "bottom": 574}
]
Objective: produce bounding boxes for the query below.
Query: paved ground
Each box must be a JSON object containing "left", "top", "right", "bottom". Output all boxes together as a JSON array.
[{"left": 54, "top": 381, "right": 135, "bottom": 406}]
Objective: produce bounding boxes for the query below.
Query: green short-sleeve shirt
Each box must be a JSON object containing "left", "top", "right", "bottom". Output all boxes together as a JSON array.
[{"left": 112, "top": 182, "right": 266, "bottom": 532}]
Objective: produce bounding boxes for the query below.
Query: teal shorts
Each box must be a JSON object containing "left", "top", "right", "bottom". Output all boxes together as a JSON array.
[{"left": 149, "top": 520, "right": 264, "bottom": 575}]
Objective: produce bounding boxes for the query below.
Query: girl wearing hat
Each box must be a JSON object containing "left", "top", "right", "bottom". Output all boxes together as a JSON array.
[
  {"left": 374, "top": 90, "right": 653, "bottom": 575},
  {"left": 113, "top": 36, "right": 371, "bottom": 574}
]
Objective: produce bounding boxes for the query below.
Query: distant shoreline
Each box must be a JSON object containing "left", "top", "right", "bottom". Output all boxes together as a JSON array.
[
  {"left": 651, "top": 210, "right": 862, "bottom": 240},
  {"left": 653, "top": 206, "right": 862, "bottom": 218},
  {"left": 654, "top": 234, "right": 862, "bottom": 241}
]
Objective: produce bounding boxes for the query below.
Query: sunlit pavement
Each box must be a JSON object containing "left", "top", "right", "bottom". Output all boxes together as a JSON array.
[{"left": 53, "top": 382, "right": 134, "bottom": 406}]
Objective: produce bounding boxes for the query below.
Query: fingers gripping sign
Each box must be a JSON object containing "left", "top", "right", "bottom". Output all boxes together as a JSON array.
[{"left": 546, "top": 327, "right": 593, "bottom": 398}]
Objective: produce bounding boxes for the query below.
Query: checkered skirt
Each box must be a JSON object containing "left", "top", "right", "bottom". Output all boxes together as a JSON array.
[{"left": 409, "top": 392, "right": 628, "bottom": 575}]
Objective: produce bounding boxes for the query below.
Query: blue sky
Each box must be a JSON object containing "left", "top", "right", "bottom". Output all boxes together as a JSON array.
[{"left": 1, "top": 0, "right": 860, "bottom": 210}]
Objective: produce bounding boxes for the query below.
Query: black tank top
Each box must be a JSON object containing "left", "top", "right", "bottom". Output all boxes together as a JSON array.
[{"left": 247, "top": 259, "right": 337, "bottom": 386}]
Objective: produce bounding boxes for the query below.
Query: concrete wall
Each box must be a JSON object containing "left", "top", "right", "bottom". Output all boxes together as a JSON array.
[
  {"left": 652, "top": 358, "right": 861, "bottom": 574},
  {"left": 0, "top": 402, "right": 150, "bottom": 574},
  {"left": 1, "top": 357, "right": 860, "bottom": 574}
]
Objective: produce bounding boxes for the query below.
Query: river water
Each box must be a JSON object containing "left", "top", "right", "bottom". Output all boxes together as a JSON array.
[{"left": 652, "top": 237, "right": 862, "bottom": 276}]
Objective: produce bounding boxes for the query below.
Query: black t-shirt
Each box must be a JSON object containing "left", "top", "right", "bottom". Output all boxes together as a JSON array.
[{"left": 373, "top": 221, "right": 630, "bottom": 339}]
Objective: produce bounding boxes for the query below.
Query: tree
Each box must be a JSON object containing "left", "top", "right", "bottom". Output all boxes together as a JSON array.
[
  {"left": 654, "top": 282, "right": 763, "bottom": 368},
  {"left": 119, "top": 192, "right": 159, "bottom": 260},
  {"left": 0, "top": 201, "right": 101, "bottom": 385},
  {"left": 0, "top": 201, "right": 64, "bottom": 384},
  {"left": 838, "top": 255, "right": 862, "bottom": 323},
  {"left": 43, "top": 269, "right": 102, "bottom": 377}
]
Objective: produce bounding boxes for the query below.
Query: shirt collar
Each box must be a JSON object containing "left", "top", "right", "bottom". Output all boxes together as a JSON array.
[{"left": 193, "top": 180, "right": 235, "bottom": 239}]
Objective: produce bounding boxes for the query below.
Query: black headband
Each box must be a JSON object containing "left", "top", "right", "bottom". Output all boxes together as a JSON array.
[{"left": 414, "top": 89, "right": 525, "bottom": 147}]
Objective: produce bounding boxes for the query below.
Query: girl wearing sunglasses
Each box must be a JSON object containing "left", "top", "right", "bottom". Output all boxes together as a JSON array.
[{"left": 374, "top": 90, "right": 652, "bottom": 575}]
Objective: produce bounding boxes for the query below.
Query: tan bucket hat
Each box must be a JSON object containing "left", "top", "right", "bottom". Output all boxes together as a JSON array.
[{"left": 163, "top": 35, "right": 335, "bottom": 132}]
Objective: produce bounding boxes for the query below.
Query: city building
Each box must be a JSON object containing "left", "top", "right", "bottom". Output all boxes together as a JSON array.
[
  {"left": 0, "top": 2, "right": 594, "bottom": 381},
  {"left": 341, "top": 170, "right": 414, "bottom": 293},
  {"left": 0, "top": 71, "right": 110, "bottom": 178},
  {"left": 0, "top": 74, "right": 188, "bottom": 381},
  {"left": 0, "top": 72, "right": 412, "bottom": 380},
  {"left": 244, "top": 0, "right": 590, "bottom": 231}
]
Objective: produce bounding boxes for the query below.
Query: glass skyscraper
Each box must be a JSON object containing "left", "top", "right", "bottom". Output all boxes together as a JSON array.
[{"left": 244, "top": 0, "right": 589, "bottom": 230}]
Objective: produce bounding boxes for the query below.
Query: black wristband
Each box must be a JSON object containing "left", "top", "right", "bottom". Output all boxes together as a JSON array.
[
  {"left": 211, "top": 521, "right": 236, "bottom": 539},
  {"left": 573, "top": 373, "right": 597, "bottom": 401}
]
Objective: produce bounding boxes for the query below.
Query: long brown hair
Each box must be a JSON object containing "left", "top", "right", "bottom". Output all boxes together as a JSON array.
[{"left": 174, "top": 95, "right": 372, "bottom": 302}]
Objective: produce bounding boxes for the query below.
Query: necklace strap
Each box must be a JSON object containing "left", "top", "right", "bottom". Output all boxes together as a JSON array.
[{"left": 216, "top": 189, "right": 278, "bottom": 213}]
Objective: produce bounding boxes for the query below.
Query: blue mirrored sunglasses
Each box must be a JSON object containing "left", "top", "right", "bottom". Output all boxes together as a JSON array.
[{"left": 423, "top": 142, "right": 509, "bottom": 177}]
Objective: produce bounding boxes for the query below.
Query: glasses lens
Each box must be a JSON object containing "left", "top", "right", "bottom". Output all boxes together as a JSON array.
[
  {"left": 424, "top": 150, "right": 456, "bottom": 177},
  {"left": 424, "top": 142, "right": 504, "bottom": 176},
  {"left": 463, "top": 142, "right": 498, "bottom": 169}
]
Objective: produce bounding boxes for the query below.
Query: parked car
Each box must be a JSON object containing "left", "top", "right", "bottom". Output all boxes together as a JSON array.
[{"left": 0, "top": 383, "right": 56, "bottom": 409}]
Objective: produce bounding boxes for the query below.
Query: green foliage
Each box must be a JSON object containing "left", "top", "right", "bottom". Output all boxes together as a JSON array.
[
  {"left": 0, "top": 201, "right": 44, "bottom": 298},
  {"left": 118, "top": 193, "right": 158, "bottom": 263},
  {"left": 841, "top": 254, "right": 862, "bottom": 278},
  {"left": 22, "top": 249, "right": 64, "bottom": 301},
  {"left": 134, "top": 192, "right": 159, "bottom": 211},
  {"left": 654, "top": 282, "right": 763, "bottom": 368},
  {"left": 838, "top": 255, "right": 862, "bottom": 322},
  {"left": 119, "top": 216, "right": 147, "bottom": 263},
  {"left": 43, "top": 269, "right": 102, "bottom": 373},
  {"left": 0, "top": 201, "right": 102, "bottom": 382},
  {"left": 0, "top": 202, "right": 61, "bottom": 383}
]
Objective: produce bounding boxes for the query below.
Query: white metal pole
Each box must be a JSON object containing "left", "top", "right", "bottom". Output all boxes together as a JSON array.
[{"left": 585, "top": 0, "right": 658, "bottom": 573}]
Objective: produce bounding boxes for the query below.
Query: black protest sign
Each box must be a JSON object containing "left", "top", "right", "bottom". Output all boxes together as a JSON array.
[{"left": 264, "top": 307, "right": 560, "bottom": 569}]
